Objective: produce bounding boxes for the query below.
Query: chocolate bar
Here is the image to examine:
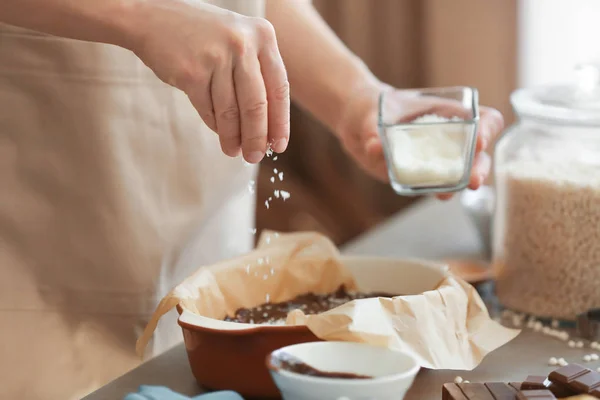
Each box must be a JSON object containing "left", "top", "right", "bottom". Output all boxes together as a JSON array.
[
  {"left": 517, "top": 390, "right": 557, "bottom": 399},
  {"left": 442, "top": 383, "right": 560, "bottom": 400},
  {"left": 443, "top": 382, "right": 519, "bottom": 400},
  {"left": 522, "top": 376, "right": 549, "bottom": 390},
  {"left": 443, "top": 381, "right": 576, "bottom": 399},
  {"left": 443, "top": 384, "right": 562, "bottom": 399},
  {"left": 442, "top": 364, "right": 600, "bottom": 399},
  {"left": 548, "top": 364, "right": 600, "bottom": 397}
]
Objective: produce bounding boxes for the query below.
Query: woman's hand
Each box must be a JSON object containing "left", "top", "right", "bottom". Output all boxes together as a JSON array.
[
  {"left": 335, "top": 83, "right": 505, "bottom": 200},
  {"left": 129, "top": 0, "right": 290, "bottom": 163}
]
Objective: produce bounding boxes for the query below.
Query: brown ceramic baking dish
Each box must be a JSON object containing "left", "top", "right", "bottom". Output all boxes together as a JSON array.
[{"left": 177, "top": 256, "right": 447, "bottom": 398}]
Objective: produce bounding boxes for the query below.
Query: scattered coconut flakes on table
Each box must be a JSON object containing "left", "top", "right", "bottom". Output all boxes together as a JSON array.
[{"left": 558, "top": 358, "right": 568, "bottom": 366}]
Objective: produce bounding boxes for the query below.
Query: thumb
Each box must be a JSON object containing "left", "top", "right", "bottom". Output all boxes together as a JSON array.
[{"left": 364, "top": 134, "right": 389, "bottom": 182}]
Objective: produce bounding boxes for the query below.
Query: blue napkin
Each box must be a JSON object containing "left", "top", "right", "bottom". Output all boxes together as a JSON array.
[{"left": 123, "top": 385, "right": 244, "bottom": 400}]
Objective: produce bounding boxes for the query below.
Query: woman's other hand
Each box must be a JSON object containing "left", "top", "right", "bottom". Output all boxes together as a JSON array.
[{"left": 335, "top": 83, "right": 504, "bottom": 200}]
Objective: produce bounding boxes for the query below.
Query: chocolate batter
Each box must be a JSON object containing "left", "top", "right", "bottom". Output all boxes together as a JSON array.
[
  {"left": 270, "top": 351, "right": 372, "bottom": 379},
  {"left": 224, "top": 285, "right": 397, "bottom": 324}
]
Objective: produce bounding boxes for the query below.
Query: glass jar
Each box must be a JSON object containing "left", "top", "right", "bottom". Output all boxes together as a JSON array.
[{"left": 493, "top": 65, "right": 600, "bottom": 321}]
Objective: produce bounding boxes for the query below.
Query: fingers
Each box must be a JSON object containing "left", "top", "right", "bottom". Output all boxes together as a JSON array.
[
  {"left": 436, "top": 193, "right": 454, "bottom": 201},
  {"left": 468, "top": 151, "right": 492, "bottom": 190},
  {"left": 435, "top": 151, "right": 491, "bottom": 200},
  {"left": 364, "top": 136, "right": 389, "bottom": 182},
  {"left": 187, "top": 75, "right": 218, "bottom": 134},
  {"left": 212, "top": 64, "right": 241, "bottom": 157},
  {"left": 259, "top": 46, "right": 290, "bottom": 154},
  {"left": 234, "top": 55, "right": 269, "bottom": 164},
  {"left": 476, "top": 107, "right": 505, "bottom": 152}
]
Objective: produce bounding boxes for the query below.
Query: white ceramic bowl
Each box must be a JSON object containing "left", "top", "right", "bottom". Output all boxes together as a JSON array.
[{"left": 266, "top": 341, "right": 420, "bottom": 400}]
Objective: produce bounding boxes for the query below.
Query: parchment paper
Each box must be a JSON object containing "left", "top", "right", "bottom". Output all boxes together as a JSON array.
[{"left": 137, "top": 231, "right": 519, "bottom": 370}]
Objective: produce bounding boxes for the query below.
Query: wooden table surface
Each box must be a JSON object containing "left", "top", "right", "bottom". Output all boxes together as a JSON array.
[{"left": 85, "top": 196, "right": 599, "bottom": 400}]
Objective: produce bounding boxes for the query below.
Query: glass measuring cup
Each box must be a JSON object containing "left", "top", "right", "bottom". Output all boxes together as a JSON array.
[{"left": 377, "top": 86, "right": 480, "bottom": 196}]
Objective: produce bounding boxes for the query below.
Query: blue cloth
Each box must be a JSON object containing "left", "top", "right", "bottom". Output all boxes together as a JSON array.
[{"left": 123, "top": 385, "right": 244, "bottom": 400}]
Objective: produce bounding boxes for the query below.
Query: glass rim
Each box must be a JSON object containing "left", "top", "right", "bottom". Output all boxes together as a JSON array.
[{"left": 377, "top": 86, "right": 480, "bottom": 128}]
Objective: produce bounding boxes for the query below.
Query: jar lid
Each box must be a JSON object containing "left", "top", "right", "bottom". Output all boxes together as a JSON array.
[{"left": 511, "top": 64, "right": 600, "bottom": 126}]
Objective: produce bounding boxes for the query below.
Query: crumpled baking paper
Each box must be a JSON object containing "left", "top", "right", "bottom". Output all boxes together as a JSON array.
[{"left": 137, "top": 231, "right": 519, "bottom": 370}]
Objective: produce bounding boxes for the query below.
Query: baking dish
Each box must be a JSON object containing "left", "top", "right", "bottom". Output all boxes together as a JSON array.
[{"left": 177, "top": 256, "right": 447, "bottom": 398}]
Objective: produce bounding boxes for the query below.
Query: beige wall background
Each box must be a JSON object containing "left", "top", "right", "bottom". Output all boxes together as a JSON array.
[{"left": 257, "top": 0, "right": 518, "bottom": 245}]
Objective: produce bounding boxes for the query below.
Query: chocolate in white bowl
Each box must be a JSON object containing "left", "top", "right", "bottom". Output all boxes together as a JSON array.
[{"left": 266, "top": 341, "right": 420, "bottom": 400}]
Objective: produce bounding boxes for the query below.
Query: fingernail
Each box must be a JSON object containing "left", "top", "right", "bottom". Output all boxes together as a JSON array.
[
  {"left": 272, "top": 138, "right": 288, "bottom": 153},
  {"left": 246, "top": 151, "right": 264, "bottom": 164}
]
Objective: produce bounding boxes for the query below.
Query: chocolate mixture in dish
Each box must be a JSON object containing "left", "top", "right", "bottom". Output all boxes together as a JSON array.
[
  {"left": 224, "top": 285, "right": 397, "bottom": 325},
  {"left": 270, "top": 351, "right": 372, "bottom": 380}
]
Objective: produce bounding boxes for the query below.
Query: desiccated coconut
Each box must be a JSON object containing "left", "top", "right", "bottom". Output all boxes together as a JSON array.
[{"left": 495, "top": 160, "right": 600, "bottom": 319}]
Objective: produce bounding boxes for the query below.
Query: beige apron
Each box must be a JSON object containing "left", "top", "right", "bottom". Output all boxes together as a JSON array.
[{"left": 0, "top": 1, "right": 264, "bottom": 399}]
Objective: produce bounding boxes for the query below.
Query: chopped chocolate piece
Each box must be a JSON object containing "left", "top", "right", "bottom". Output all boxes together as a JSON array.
[
  {"left": 548, "top": 364, "right": 600, "bottom": 396},
  {"left": 519, "top": 374, "right": 576, "bottom": 397},
  {"left": 549, "top": 364, "right": 589, "bottom": 386},
  {"left": 458, "top": 383, "right": 495, "bottom": 400},
  {"left": 485, "top": 382, "right": 520, "bottom": 399},
  {"left": 224, "top": 285, "right": 398, "bottom": 324},
  {"left": 516, "top": 390, "right": 556, "bottom": 399},
  {"left": 522, "top": 376, "right": 548, "bottom": 390},
  {"left": 571, "top": 371, "right": 600, "bottom": 393},
  {"left": 592, "top": 388, "right": 600, "bottom": 397},
  {"left": 547, "top": 382, "right": 577, "bottom": 398},
  {"left": 443, "top": 383, "right": 469, "bottom": 400}
]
